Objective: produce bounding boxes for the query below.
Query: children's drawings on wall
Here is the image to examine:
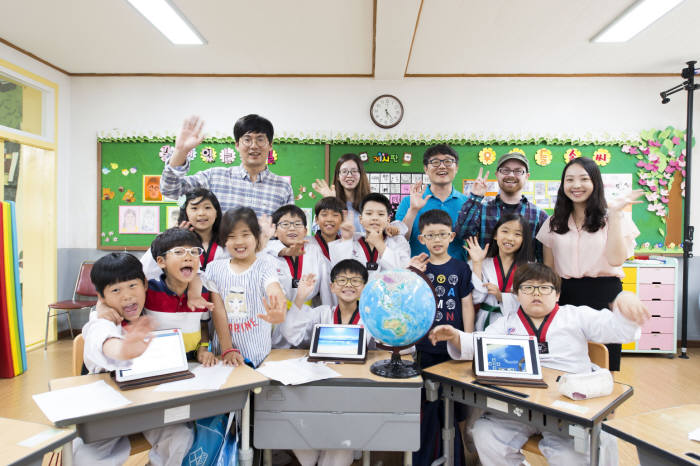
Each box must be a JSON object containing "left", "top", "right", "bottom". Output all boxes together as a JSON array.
[
  {"left": 119, "top": 205, "right": 160, "bottom": 234},
  {"left": 369, "top": 172, "right": 428, "bottom": 207}
]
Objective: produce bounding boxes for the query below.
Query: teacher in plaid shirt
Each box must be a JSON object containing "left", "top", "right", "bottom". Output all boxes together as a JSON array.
[
  {"left": 454, "top": 152, "right": 548, "bottom": 262},
  {"left": 161, "top": 115, "right": 294, "bottom": 216}
]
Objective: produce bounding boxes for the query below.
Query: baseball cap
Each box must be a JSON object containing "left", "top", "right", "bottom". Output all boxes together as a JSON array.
[{"left": 496, "top": 152, "right": 530, "bottom": 172}]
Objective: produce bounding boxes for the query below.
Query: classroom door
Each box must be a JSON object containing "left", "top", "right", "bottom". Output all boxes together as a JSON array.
[{"left": 1, "top": 139, "right": 57, "bottom": 348}]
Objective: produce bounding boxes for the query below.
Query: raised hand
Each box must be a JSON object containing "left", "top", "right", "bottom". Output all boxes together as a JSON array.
[
  {"left": 484, "top": 283, "right": 503, "bottom": 302},
  {"left": 613, "top": 291, "right": 651, "bottom": 325},
  {"left": 339, "top": 211, "right": 356, "bottom": 240},
  {"left": 311, "top": 179, "right": 336, "bottom": 198},
  {"left": 120, "top": 316, "right": 154, "bottom": 360},
  {"left": 471, "top": 167, "right": 489, "bottom": 197},
  {"left": 409, "top": 181, "right": 432, "bottom": 212},
  {"left": 175, "top": 116, "right": 205, "bottom": 155},
  {"left": 279, "top": 239, "right": 308, "bottom": 257},
  {"left": 408, "top": 253, "right": 430, "bottom": 272},
  {"left": 178, "top": 220, "right": 194, "bottom": 231},
  {"left": 258, "top": 295, "right": 287, "bottom": 324},
  {"left": 428, "top": 324, "right": 460, "bottom": 347},
  {"left": 608, "top": 189, "right": 644, "bottom": 213},
  {"left": 259, "top": 214, "right": 275, "bottom": 240},
  {"left": 465, "top": 236, "right": 489, "bottom": 263},
  {"left": 295, "top": 273, "right": 317, "bottom": 305},
  {"left": 365, "top": 228, "right": 386, "bottom": 254},
  {"left": 385, "top": 224, "right": 400, "bottom": 237}
]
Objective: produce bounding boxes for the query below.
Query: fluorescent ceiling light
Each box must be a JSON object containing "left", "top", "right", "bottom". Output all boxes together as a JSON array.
[
  {"left": 591, "top": 0, "right": 684, "bottom": 43},
  {"left": 126, "top": 0, "right": 206, "bottom": 45}
]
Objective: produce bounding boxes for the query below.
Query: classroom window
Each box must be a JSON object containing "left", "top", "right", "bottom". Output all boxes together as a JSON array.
[{"left": 0, "top": 65, "right": 55, "bottom": 146}]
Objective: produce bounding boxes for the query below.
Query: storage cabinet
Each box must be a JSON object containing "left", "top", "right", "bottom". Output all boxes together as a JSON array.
[{"left": 620, "top": 259, "right": 678, "bottom": 354}]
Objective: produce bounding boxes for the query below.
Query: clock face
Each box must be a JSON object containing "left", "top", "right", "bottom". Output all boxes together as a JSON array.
[{"left": 370, "top": 95, "right": 404, "bottom": 129}]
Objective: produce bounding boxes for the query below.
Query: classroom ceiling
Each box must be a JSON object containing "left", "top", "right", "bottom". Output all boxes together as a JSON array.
[{"left": 0, "top": 0, "right": 697, "bottom": 76}]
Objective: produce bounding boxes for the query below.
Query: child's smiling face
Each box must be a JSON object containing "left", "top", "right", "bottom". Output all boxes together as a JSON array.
[
  {"left": 494, "top": 219, "right": 523, "bottom": 255},
  {"left": 185, "top": 197, "right": 217, "bottom": 233},
  {"left": 316, "top": 209, "right": 342, "bottom": 238},
  {"left": 225, "top": 221, "right": 258, "bottom": 260},
  {"left": 275, "top": 213, "right": 307, "bottom": 247},
  {"left": 156, "top": 245, "right": 201, "bottom": 284},
  {"left": 418, "top": 224, "right": 454, "bottom": 257},
  {"left": 99, "top": 278, "right": 146, "bottom": 322},
  {"left": 359, "top": 201, "right": 389, "bottom": 233},
  {"left": 331, "top": 271, "right": 366, "bottom": 304}
]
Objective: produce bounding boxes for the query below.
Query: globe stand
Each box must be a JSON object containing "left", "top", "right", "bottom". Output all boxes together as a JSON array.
[{"left": 370, "top": 342, "right": 419, "bottom": 379}]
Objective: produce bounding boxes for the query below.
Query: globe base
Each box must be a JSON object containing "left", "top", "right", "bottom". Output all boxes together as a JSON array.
[{"left": 370, "top": 351, "right": 420, "bottom": 379}]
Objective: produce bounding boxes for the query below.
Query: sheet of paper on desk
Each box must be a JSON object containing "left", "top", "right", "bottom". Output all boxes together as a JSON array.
[
  {"left": 256, "top": 357, "right": 341, "bottom": 385},
  {"left": 154, "top": 363, "right": 233, "bottom": 392},
  {"left": 689, "top": 427, "right": 700, "bottom": 442},
  {"left": 33, "top": 380, "right": 132, "bottom": 423}
]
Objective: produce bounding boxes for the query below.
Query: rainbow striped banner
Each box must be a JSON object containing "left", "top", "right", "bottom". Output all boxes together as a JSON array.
[{"left": 0, "top": 201, "right": 27, "bottom": 377}]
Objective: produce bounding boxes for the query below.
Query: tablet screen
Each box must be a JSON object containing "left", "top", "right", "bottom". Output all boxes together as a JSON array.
[
  {"left": 475, "top": 334, "right": 540, "bottom": 378},
  {"left": 116, "top": 329, "right": 189, "bottom": 381},
  {"left": 310, "top": 325, "right": 365, "bottom": 359}
]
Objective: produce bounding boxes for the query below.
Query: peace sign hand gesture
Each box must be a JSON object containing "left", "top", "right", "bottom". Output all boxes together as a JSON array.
[{"left": 471, "top": 168, "right": 490, "bottom": 197}]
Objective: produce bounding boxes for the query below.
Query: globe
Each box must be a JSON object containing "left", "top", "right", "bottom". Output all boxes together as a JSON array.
[{"left": 359, "top": 269, "right": 436, "bottom": 377}]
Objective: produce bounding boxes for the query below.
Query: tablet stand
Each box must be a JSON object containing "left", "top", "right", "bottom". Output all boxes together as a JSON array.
[{"left": 370, "top": 342, "right": 419, "bottom": 378}]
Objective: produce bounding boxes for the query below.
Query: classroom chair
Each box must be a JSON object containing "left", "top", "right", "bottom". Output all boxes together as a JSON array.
[
  {"left": 71, "top": 334, "right": 152, "bottom": 459},
  {"left": 45, "top": 261, "right": 97, "bottom": 350},
  {"left": 521, "top": 342, "right": 610, "bottom": 457}
]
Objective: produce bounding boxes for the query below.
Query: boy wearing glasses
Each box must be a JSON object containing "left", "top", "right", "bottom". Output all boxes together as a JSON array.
[
  {"left": 455, "top": 152, "right": 548, "bottom": 261},
  {"left": 413, "top": 209, "right": 475, "bottom": 466},
  {"left": 396, "top": 144, "right": 468, "bottom": 261},
  {"left": 429, "top": 263, "right": 649, "bottom": 466}
]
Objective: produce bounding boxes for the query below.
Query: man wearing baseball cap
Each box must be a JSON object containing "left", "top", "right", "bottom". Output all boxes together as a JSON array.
[{"left": 454, "top": 152, "right": 548, "bottom": 261}]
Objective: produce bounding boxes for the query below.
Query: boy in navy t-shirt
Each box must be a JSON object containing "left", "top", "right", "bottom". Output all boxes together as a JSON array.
[{"left": 414, "top": 208, "right": 475, "bottom": 466}]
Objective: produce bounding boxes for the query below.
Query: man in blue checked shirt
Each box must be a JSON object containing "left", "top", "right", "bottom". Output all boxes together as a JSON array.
[{"left": 161, "top": 115, "right": 294, "bottom": 217}]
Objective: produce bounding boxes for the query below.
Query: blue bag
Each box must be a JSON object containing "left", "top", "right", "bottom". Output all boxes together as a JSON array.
[
  {"left": 214, "top": 413, "right": 238, "bottom": 466},
  {"left": 182, "top": 414, "right": 228, "bottom": 466}
]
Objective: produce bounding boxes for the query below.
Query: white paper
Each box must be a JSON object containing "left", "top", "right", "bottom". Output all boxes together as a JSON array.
[
  {"left": 33, "top": 380, "right": 132, "bottom": 423},
  {"left": 256, "top": 357, "right": 341, "bottom": 385},
  {"left": 689, "top": 427, "right": 700, "bottom": 442},
  {"left": 154, "top": 363, "right": 234, "bottom": 392}
]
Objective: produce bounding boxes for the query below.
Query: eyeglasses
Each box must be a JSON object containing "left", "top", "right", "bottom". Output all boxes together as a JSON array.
[
  {"left": 277, "top": 221, "right": 305, "bottom": 230},
  {"left": 334, "top": 276, "right": 365, "bottom": 287},
  {"left": 519, "top": 285, "right": 555, "bottom": 295},
  {"left": 238, "top": 135, "right": 269, "bottom": 147},
  {"left": 421, "top": 232, "right": 452, "bottom": 241},
  {"left": 339, "top": 169, "right": 360, "bottom": 177},
  {"left": 498, "top": 167, "right": 526, "bottom": 176},
  {"left": 166, "top": 247, "right": 204, "bottom": 257},
  {"left": 427, "top": 158, "right": 456, "bottom": 168}
]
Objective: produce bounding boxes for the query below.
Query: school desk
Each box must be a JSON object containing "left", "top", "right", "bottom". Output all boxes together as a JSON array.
[
  {"left": 603, "top": 404, "right": 700, "bottom": 465},
  {"left": 422, "top": 360, "right": 634, "bottom": 466},
  {"left": 0, "top": 417, "right": 76, "bottom": 466},
  {"left": 254, "top": 349, "right": 422, "bottom": 466},
  {"left": 48, "top": 364, "right": 269, "bottom": 465}
]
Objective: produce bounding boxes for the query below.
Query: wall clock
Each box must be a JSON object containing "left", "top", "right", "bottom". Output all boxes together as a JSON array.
[{"left": 370, "top": 94, "right": 404, "bottom": 129}]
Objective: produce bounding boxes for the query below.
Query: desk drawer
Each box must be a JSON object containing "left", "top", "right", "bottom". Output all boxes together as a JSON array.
[
  {"left": 637, "top": 333, "right": 674, "bottom": 351},
  {"left": 641, "top": 317, "right": 674, "bottom": 334},
  {"left": 642, "top": 300, "right": 674, "bottom": 317},
  {"left": 638, "top": 284, "right": 674, "bottom": 301},
  {"left": 638, "top": 267, "right": 675, "bottom": 284},
  {"left": 255, "top": 385, "right": 420, "bottom": 414}
]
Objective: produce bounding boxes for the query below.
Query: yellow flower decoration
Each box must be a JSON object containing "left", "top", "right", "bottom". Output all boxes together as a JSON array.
[
  {"left": 110, "top": 163, "right": 119, "bottom": 170},
  {"left": 534, "top": 148, "right": 552, "bottom": 166},
  {"left": 478, "top": 147, "right": 497, "bottom": 165},
  {"left": 510, "top": 148, "right": 526, "bottom": 156},
  {"left": 564, "top": 148, "right": 581, "bottom": 163},
  {"left": 593, "top": 148, "right": 612, "bottom": 166},
  {"left": 200, "top": 147, "right": 217, "bottom": 163},
  {"left": 121, "top": 169, "right": 129, "bottom": 176},
  {"left": 267, "top": 149, "right": 278, "bottom": 164}
]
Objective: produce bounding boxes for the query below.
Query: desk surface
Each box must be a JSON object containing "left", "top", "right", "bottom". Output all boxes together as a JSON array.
[
  {"left": 603, "top": 405, "right": 700, "bottom": 465},
  {"left": 422, "top": 359, "right": 633, "bottom": 426},
  {"left": 263, "top": 349, "right": 422, "bottom": 386},
  {"left": 49, "top": 364, "right": 268, "bottom": 427},
  {"left": 0, "top": 417, "right": 76, "bottom": 466}
]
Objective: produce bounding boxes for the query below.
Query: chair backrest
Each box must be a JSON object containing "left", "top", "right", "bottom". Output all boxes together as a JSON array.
[
  {"left": 72, "top": 334, "right": 85, "bottom": 377},
  {"left": 74, "top": 261, "right": 97, "bottom": 298},
  {"left": 587, "top": 342, "right": 609, "bottom": 369}
]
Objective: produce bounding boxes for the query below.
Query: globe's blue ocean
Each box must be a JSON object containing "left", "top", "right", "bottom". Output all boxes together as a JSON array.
[{"left": 359, "top": 269, "right": 437, "bottom": 347}]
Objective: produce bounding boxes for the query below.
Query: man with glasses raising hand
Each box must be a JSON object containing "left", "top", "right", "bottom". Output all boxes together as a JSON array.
[
  {"left": 161, "top": 115, "right": 294, "bottom": 216},
  {"left": 396, "top": 144, "right": 468, "bottom": 260},
  {"left": 455, "top": 152, "right": 548, "bottom": 261}
]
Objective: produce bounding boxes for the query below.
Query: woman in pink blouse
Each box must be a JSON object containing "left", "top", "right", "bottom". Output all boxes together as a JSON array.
[{"left": 537, "top": 157, "right": 642, "bottom": 370}]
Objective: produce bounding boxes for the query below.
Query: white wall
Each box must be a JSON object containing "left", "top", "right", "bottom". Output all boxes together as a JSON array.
[{"left": 67, "top": 75, "right": 698, "bottom": 249}]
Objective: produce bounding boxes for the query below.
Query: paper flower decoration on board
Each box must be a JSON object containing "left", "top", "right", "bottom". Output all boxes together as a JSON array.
[
  {"left": 122, "top": 190, "right": 135, "bottom": 203},
  {"left": 200, "top": 147, "right": 217, "bottom": 163},
  {"left": 121, "top": 169, "right": 129, "bottom": 176},
  {"left": 130, "top": 167, "right": 137, "bottom": 174},
  {"left": 220, "top": 148, "right": 236, "bottom": 164},
  {"left": 102, "top": 167, "right": 111, "bottom": 175},
  {"left": 359, "top": 152, "right": 369, "bottom": 162},
  {"left": 509, "top": 148, "right": 526, "bottom": 156},
  {"left": 110, "top": 163, "right": 119, "bottom": 170},
  {"left": 478, "top": 148, "right": 497, "bottom": 165},
  {"left": 159, "top": 145, "right": 174, "bottom": 162},
  {"left": 593, "top": 148, "right": 612, "bottom": 166},
  {"left": 186, "top": 149, "right": 197, "bottom": 161},
  {"left": 102, "top": 188, "right": 115, "bottom": 200},
  {"left": 564, "top": 148, "right": 582, "bottom": 163},
  {"left": 534, "top": 148, "right": 553, "bottom": 166},
  {"left": 267, "top": 149, "right": 278, "bottom": 164}
]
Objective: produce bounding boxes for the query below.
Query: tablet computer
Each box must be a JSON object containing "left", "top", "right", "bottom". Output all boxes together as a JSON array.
[
  {"left": 472, "top": 333, "right": 547, "bottom": 388},
  {"left": 113, "top": 329, "right": 193, "bottom": 388},
  {"left": 308, "top": 324, "right": 366, "bottom": 362}
]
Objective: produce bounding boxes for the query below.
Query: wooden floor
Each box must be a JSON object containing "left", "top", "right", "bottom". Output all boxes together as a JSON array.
[{"left": 1, "top": 341, "right": 698, "bottom": 465}]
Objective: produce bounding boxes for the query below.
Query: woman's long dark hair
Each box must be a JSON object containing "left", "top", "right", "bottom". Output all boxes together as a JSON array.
[
  {"left": 550, "top": 157, "right": 607, "bottom": 234},
  {"left": 487, "top": 214, "right": 533, "bottom": 265},
  {"left": 333, "top": 153, "right": 370, "bottom": 212}
]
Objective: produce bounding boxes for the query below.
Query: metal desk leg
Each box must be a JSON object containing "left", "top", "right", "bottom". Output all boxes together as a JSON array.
[
  {"left": 443, "top": 395, "right": 454, "bottom": 466},
  {"left": 589, "top": 423, "right": 601, "bottom": 466},
  {"left": 263, "top": 449, "right": 272, "bottom": 466},
  {"left": 62, "top": 440, "right": 74, "bottom": 466},
  {"left": 239, "top": 392, "right": 253, "bottom": 466},
  {"left": 403, "top": 450, "right": 413, "bottom": 466}
]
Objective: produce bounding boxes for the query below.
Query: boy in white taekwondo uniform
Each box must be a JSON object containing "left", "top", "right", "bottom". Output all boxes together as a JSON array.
[
  {"left": 76, "top": 253, "right": 193, "bottom": 466},
  {"left": 275, "top": 258, "right": 371, "bottom": 466},
  {"left": 429, "top": 262, "right": 650, "bottom": 466},
  {"left": 329, "top": 193, "right": 410, "bottom": 276}
]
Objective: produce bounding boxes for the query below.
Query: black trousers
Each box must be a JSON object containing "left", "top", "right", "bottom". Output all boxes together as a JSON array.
[{"left": 559, "top": 276, "right": 623, "bottom": 371}]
